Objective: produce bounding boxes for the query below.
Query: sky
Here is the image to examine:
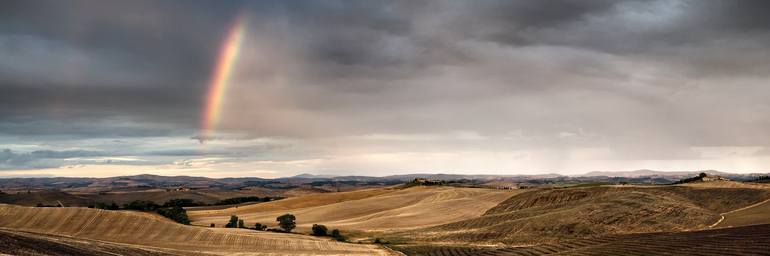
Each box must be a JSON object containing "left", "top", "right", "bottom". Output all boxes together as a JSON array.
[{"left": 2, "top": 0, "right": 770, "bottom": 178}]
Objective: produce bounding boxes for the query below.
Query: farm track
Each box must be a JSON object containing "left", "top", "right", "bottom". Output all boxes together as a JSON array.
[
  {"left": 714, "top": 197, "right": 770, "bottom": 228},
  {"left": 0, "top": 204, "right": 395, "bottom": 255}
]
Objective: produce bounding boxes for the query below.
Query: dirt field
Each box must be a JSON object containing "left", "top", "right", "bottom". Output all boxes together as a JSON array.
[
  {"left": 0, "top": 204, "right": 395, "bottom": 255},
  {"left": 188, "top": 186, "right": 518, "bottom": 232},
  {"left": 394, "top": 223, "right": 770, "bottom": 256}
]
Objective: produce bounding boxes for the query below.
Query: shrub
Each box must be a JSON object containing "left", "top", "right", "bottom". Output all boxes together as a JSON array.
[
  {"left": 331, "top": 229, "right": 346, "bottom": 241},
  {"left": 155, "top": 206, "right": 190, "bottom": 225},
  {"left": 238, "top": 219, "right": 245, "bottom": 228},
  {"left": 163, "top": 198, "right": 201, "bottom": 207},
  {"left": 210, "top": 223, "right": 215, "bottom": 227},
  {"left": 123, "top": 200, "right": 161, "bottom": 211},
  {"left": 225, "top": 215, "right": 239, "bottom": 228},
  {"left": 277, "top": 214, "right": 296, "bottom": 232},
  {"left": 214, "top": 196, "right": 283, "bottom": 205},
  {"left": 312, "top": 224, "right": 328, "bottom": 236},
  {"left": 254, "top": 223, "right": 267, "bottom": 231}
]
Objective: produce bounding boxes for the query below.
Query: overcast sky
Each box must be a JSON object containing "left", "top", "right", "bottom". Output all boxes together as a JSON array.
[{"left": 2, "top": 0, "right": 770, "bottom": 178}]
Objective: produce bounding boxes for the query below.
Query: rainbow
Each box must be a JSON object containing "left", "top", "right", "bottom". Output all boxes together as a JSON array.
[{"left": 201, "top": 12, "right": 247, "bottom": 139}]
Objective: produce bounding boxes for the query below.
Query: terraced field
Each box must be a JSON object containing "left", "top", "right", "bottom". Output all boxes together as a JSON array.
[
  {"left": 394, "top": 223, "right": 770, "bottom": 256},
  {"left": 189, "top": 186, "right": 518, "bottom": 232},
  {"left": 0, "top": 204, "right": 394, "bottom": 255}
]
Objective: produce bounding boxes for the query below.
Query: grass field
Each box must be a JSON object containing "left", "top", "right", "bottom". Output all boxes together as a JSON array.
[
  {"left": 716, "top": 198, "right": 770, "bottom": 228},
  {"left": 0, "top": 204, "right": 395, "bottom": 255},
  {"left": 382, "top": 184, "right": 770, "bottom": 246},
  {"left": 188, "top": 186, "right": 518, "bottom": 233}
]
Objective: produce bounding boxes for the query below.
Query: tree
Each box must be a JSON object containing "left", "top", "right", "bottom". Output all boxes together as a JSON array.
[
  {"left": 276, "top": 214, "right": 296, "bottom": 232},
  {"left": 312, "top": 224, "right": 328, "bottom": 236},
  {"left": 225, "top": 215, "right": 239, "bottom": 228},
  {"left": 238, "top": 219, "right": 245, "bottom": 228},
  {"left": 254, "top": 223, "right": 267, "bottom": 231},
  {"left": 331, "top": 229, "right": 345, "bottom": 241},
  {"left": 155, "top": 206, "right": 190, "bottom": 225}
]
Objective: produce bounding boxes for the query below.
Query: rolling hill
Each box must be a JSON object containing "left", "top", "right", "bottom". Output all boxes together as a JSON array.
[
  {"left": 395, "top": 184, "right": 770, "bottom": 245},
  {"left": 0, "top": 204, "right": 395, "bottom": 255},
  {"left": 188, "top": 186, "right": 518, "bottom": 233},
  {"left": 394, "top": 223, "right": 770, "bottom": 256}
]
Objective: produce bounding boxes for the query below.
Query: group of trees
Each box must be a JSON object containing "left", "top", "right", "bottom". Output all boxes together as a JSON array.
[
  {"left": 673, "top": 172, "right": 709, "bottom": 184},
  {"left": 312, "top": 224, "right": 345, "bottom": 241},
  {"left": 219, "top": 213, "right": 345, "bottom": 241},
  {"left": 222, "top": 214, "right": 269, "bottom": 231},
  {"left": 214, "top": 196, "right": 283, "bottom": 205},
  {"left": 88, "top": 199, "right": 190, "bottom": 225}
]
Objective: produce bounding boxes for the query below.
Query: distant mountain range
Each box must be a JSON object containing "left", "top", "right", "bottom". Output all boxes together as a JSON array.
[
  {"left": 288, "top": 170, "right": 765, "bottom": 180},
  {"left": 1, "top": 170, "right": 768, "bottom": 193},
  {"left": 580, "top": 169, "right": 737, "bottom": 178}
]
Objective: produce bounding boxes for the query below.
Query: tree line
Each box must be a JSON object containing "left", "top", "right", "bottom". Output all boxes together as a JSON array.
[{"left": 219, "top": 213, "right": 346, "bottom": 241}]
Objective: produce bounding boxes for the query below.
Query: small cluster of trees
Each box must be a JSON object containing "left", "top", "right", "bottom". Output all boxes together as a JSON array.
[
  {"left": 673, "top": 172, "right": 708, "bottom": 184},
  {"left": 218, "top": 213, "right": 345, "bottom": 241},
  {"left": 311, "top": 224, "right": 346, "bottom": 241},
  {"left": 222, "top": 214, "right": 269, "bottom": 231},
  {"left": 88, "top": 199, "right": 190, "bottom": 225},
  {"left": 35, "top": 203, "right": 62, "bottom": 207},
  {"left": 214, "top": 196, "right": 283, "bottom": 205},
  {"left": 404, "top": 178, "right": 446, "bottom": 187}
]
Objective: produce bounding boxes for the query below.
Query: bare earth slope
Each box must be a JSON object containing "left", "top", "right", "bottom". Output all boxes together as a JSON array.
[
  {"left": 395, "top": 223, "right": 770, "bottom": 256},
  {"left": 0, "top": 204, "right": 394, "bottom": 255},
  {"left": 189, "top": 186, "right": 517, "bottom": 232}
]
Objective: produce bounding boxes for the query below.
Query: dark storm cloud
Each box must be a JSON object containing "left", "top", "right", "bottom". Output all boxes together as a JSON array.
[
  {"left": 0, "top": 148, "right": 107, "bottom": 169},
  {"left": 2, "top": 0, "right": 770, "bottom": 174},
  {"left": 0, "top": 0, "right": 246, "bottom": 136}
]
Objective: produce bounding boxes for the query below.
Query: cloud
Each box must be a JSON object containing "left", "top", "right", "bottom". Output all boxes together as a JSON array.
[
  {"left": 0, "top": 148, "right": 108, "bottom": 169},
  {"left": 3, "top": 0, "right": 770, "bottom": 175}
]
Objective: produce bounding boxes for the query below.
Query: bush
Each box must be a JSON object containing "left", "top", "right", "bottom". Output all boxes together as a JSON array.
[
  {"left": 210, "top": 223, "right": 215, "bottom": 227},
  {"left": 123, "top": 200, "right": 161, "bottom": 211},
  {"left": 163, "top": 199, "right": 202, "bottom": 207},
  {"left": 254, "top": 223, "right": 267, "bottom": 231},
  {"left": 312, "top": 224, "right": 328, "bottom": 236},
  {"left": 155, "top": 206, "right": 190, "bottom": 225},
  {"left": 238, "top": 219, "right": 245, "bottom": 228},
  {"left": 331, "top": 229, "right": 346, "bottom": 241},
  {"left": 214, "top": 196, "right": 283, "bottom": 205},
  {"left": 277, "top": 214, "right": 296, "bottom": 232},
  {"left": 225, "top": 215, "right": 239, "bottom": 228}
]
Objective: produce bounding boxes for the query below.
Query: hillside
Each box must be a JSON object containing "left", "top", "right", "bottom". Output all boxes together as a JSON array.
[
  {"left": 0, "top": 191, "right": 94, "bottom": 207},
  {"left": 715, "top": 197, "right": 770, "bottom": 228},
  {"left": 0, "top": 204, "right": 394, "bottom": 255},
  {"left": 188, "top": 186, "right": 518, "bottom": 232},
  {"left": 389, "top": 185, "right": 770, "bottom": 245},
  {"left": 0, "top": 229, "right": 184, "bottom": 256},
  {"left": 394, "top": 223, "right": 770, "bottom": 256}
]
